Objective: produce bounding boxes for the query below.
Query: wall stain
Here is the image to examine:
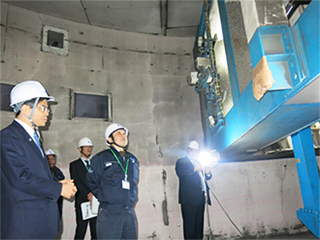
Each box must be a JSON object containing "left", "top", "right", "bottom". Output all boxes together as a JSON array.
[
  {"left": 68, "top": 38, "right": 189, "bottom": 56},
  {"left": 280, "top": 160, "right": 288, "bottom": 216},
  {"left": 292, "top": 224, "right": 304, "bottom": 230},
  {"left": 205, "top": 225, "right": 306, "bottom": 239},
  {"left": 147, "top": 231, "right": 158, "bottom": 239},
  {"left": 72, "top": 40, "right": 87, "bottom": 46},
  {"left": 162, "top": 200, "right": 169, "bottom": 226},
  {"left": 128, "top": 49, "right": 154, "bottom": 54},
  {"left": 162, "top": 169, "right": 169, "bottom": 226},
  {"left": 156, "top": 135, "right": 163, "bottom": 158},
  {"left": 158, "top": 146, "right": 163, "bottom": 158}
]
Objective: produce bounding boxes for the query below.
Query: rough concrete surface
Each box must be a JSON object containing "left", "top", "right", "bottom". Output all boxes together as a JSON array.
[{"left": 0, "top": 3, "right": 316, "bottom": 239}]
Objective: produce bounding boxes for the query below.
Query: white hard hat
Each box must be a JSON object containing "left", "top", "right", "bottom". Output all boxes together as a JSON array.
[
  {"left": 188, "top": 140, "right": 199, "bottom": 150},
  {"left": 78, "top": 137, "right": 93, "bottom": 148},
  {"left": 10, "top": 80, "right": 54, "bottom": 113},
  {"left": 45, "top": 148, "right": 56, "bottom": 156},
  {"left": 45, "top": 149, "right": 57, "bottom": 161},
  {"left": 105, "top": 123, "right": 128, "bottom": 146}
]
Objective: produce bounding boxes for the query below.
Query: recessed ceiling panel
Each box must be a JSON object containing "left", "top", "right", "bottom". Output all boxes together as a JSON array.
[
  {"left": 83, "top": 1, "right": 162, "bottom": 34},
  {"left": 2, "top": 0, "right": 204, "bottom": 37},
  {"left": 3, "top": 1, "right": 88, "bottom": 23},
  {"left": 167, "top": 0, "right": 203, "bottom": 28}
]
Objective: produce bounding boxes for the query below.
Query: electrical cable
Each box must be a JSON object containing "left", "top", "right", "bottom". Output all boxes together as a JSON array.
[
  {"left": 208, "top": 187, "right": 247, "bottom": 239},
  {"left": 204, "top": 0, "right": 226, "bottom": 118},
  {"left": 205, "top": 200, "right": 215, "bottom": 240}
]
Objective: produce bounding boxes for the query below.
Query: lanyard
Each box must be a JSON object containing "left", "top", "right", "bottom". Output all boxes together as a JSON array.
[{"left": 110, "top": 148, "right": 129, "bottom": 180}]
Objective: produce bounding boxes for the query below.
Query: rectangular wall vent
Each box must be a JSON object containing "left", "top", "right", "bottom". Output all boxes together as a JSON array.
[{"left": 42, "top": 25, "right": 69, "bottom": 56}]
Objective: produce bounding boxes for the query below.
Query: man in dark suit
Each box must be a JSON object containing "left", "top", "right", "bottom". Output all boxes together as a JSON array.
[
  {"left": 70, "top": 137, "right": 97, "bottom": 240},
  {"left": 175, "top": 140, "right": 212, "bottom": 240},
  {"left": 0, "top": 80, "right": 77, "bottom": 239}
]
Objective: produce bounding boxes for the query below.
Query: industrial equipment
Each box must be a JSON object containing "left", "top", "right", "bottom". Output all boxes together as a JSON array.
[{"left": 190, "top": 0, "right": 319, "bottom": 237}]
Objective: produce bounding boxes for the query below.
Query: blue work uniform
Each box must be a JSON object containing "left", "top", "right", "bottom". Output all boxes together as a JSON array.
[{"left": 86, "top": 146, "right": 139, "bottom": 239}]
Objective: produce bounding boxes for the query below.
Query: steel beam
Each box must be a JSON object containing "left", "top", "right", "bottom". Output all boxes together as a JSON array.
[{"left": 291, "top": 127, "right": 320, "bottom": 238}]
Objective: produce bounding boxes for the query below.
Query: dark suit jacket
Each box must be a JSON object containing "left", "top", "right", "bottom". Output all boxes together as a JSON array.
[
  {"left": 0, "top": 121, "right": 62, "bottom": 239},
  {"left": 69, "top": 158, "right": 90, "bottom": 208},
  {"left": 175, "top": 156, "right": 212, "bottom": 206}
]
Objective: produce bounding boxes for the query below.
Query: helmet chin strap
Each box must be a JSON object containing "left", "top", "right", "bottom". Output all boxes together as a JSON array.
[
  {"left": 22, "top": 97, "right": 40, "bottom": 136},
  {"left": 80, "top": 147, "right": 91, "bottom": 158},
  {"left": 110, "top": 136, "right": 127, "bottom": 150}
]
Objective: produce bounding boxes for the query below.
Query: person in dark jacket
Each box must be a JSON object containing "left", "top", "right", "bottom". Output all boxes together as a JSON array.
[
  {"left": 45, "top": 148, "right": 65, "bottom": 218},
  {"left": 0, "top": 80, "right": 77, "bottom": 239},
  {"left": 175, "top": 140, "right": 212, "bottom": 240},
  {"left": 70, "top": 137, "right": 97, "bottom": 240},
  {"left": 87, "top": 123, "right": 139, "bottom": 240}
]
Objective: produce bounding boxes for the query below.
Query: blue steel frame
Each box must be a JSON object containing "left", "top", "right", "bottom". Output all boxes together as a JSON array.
[
  {"left": 194, "top": 0, "right": 320, "bottom": 237},
  {"left": 292, "top": 127, "right": 320, "bottom": 237},
  {"left": 194, "top": 0, "right": 319, "bottom": 156}
]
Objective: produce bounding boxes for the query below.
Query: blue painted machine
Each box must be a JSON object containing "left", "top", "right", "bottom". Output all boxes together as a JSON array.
[{"left": 191, "top": 0, "right": 319, "bottom": 237}]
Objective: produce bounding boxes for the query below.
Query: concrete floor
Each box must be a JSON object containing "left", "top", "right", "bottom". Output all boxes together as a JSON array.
[
  {"left": 220, "top": 230, "right": 319, "bottom": 240},
  {"left": 260, "top": 231, "right": 318, "bottom": 239},
  {"left": 205, "top": 230, "right": 319, "bottom": 240}
]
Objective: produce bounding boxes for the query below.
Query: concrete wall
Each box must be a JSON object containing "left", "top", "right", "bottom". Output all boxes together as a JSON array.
[{"left": 0, "top": 3, "right": 313, "bottom": 239}]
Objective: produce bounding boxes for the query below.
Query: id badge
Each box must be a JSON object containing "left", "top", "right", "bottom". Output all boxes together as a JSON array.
[{"left": 122, "top": 180, "right": 130, "bottom": 190}]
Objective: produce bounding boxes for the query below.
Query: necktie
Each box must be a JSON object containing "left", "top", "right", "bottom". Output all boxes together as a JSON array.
[
  {"left": 33, "top": 131, "right": 43, "bottom": 154},
  {"left": 85, "top": 160, "right": 91, "bottom": 170}
]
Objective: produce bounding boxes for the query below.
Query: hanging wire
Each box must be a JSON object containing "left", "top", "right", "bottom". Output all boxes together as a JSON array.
[
  {"left": 205, "top": 200, "right": 215, "bottom": 240},
  {"left": 208, "top": 188, "right": 247, "bottom": 239}
]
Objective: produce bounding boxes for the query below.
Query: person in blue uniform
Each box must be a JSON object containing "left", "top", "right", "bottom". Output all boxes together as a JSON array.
[
  {"left": 70, "top": 137, "right": 97, "bottom": 240},
  {"left": 45, "top": 148, "right": 65, "bottom": 218},
  {"left": 175, "top": 140, "right": 212, "bottom": 240},
  {"left": 46, "top": 149, "right": 65, "bottom": 182},
  {"left": 0, "top": 80, "right": 77, "bottom": 239},
  {"left": 87, "top": 123, "right": 139, "bottom": 240}
]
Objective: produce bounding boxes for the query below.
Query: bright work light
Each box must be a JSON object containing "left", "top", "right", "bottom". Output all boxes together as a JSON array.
[{"left": 198, "top": 149, "right": 220, "bottom": 167}]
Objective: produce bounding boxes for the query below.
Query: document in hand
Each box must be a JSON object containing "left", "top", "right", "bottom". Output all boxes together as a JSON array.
[{"left": 80, "top": 201, "right": 97, "bottom": 220}]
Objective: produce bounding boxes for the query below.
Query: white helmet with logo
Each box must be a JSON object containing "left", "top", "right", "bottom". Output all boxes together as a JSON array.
[
  {"left": 45, "top": 148, "right": 56, "bottom": 156},
  {"left": 10, "top": 80, "right": 54, "bottom": 113},
  {"left": 105, "top": 123, "right": 128, "bottom": 146},
  {"left": 78, "top": 137, "right": 93, "bottom": 148},
  {"left": 187, "top": 140, "right": 200, "bottom": 150},
  {"left": 45, "top": 148, "right": 57, "bottom": 161}
]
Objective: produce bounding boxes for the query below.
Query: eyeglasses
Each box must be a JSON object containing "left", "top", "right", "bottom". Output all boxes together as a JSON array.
[{"left": 37, "top": 106, "right": 50, "bottom": 113}]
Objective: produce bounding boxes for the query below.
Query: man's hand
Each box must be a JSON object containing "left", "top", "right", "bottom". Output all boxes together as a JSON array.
[
  {"left": 60, "top": 179, "right": 74, "bottom": 185},
  {"left": 87, "top": 192, "right": 94, "bottom": 206},
  {"left": 87, "top": 192, "right": 93, "bottom": 201},
  {"left": 194, "top": 164, "right": 202, "bottom": 172},
  {"left": 60, "top": 179, "right": 77, "bottom": 199}
]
